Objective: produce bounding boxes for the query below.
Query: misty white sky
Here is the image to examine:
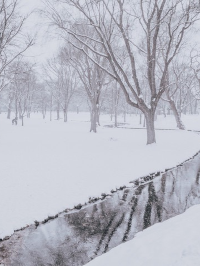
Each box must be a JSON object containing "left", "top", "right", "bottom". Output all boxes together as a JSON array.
[
  {"left": 20, "top": 0, "right": 61, "bottom": 65},
  {"left": 19, "top": 0, "right": 200, "bottom": 67}
]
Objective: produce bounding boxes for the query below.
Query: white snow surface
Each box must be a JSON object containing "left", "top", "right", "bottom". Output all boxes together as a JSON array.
[
  {"left": 86, "top": 204, "right": 200, "bottom": 266},
  {"left": 1, "top": 113, "right": 200, "bottom": 238}
]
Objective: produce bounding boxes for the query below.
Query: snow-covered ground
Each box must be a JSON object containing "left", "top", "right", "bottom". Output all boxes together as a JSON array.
[
  {"left": 100, "top": 112, "right": 200, "bottom": 131},
  {"left": 86, "top": 204, "right": 200, "bottom": 266},
  {"left": 154, "top": 114, "right": 200, "bottom": 131},
  {"left": 1, "top": 112, "right": 200, "bottom": 239}
]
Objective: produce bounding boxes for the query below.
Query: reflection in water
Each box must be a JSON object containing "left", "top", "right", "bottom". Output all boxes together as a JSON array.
[{"left": 1, "top": 153, "right": 200, "bottom": 265}]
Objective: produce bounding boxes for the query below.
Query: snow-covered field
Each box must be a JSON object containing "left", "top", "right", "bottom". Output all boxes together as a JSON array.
[
  {"left": 102, "top": 112, "right": 200, "bottom": 131},
  {"left": 1, "top": 112, "right": 200, "bottom": 239},
  {"left": 86, "top": 204, "right": 200, "bottom": 266}
]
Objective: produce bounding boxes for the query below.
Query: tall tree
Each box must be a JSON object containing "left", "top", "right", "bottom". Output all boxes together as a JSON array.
[
  {"left": 68, "top": 47, "right": 107, "bottom": 132},
  {"left": 45, "top": 51, "right": 77, "bottom": 122},
  {"left": 0, "top": 0, "right": 33, "bottom": 90},
  {"left": 46, "top": 0, "right": 198, "bottom": 143},
  {"left": 10, "top": 60, "right": 37, "bottom": 125}
]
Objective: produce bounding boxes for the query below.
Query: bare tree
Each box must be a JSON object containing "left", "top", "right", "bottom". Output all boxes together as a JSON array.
[
  {"left": 36, "top": 83, "right": 49, "bottom": 119},
  {"left": 190, "top": 49, "right": 200, "bottom": 104},
  {"left": 45, "top": 0, "right": 198, "bottom": 143},
  {"left": 112, "top": 82, "right": 120, "bottom": 127},
  {"left": 10, "top": 60, "right": 37, "bottom": 126},
  {"left": 6, "top": 84, "right": 14, "bottom": 119},
  {"left": 0, "top": 0, "right": 34, "bottom": 89},
  {"left": 163, "top": 63, "right": 189, "bottom": 130},
  {"left": 45, "top": 50, "right": 77, "bottom": 122},
  {"left": 68, "top": 47, "right": 107, "bottom": 132}
]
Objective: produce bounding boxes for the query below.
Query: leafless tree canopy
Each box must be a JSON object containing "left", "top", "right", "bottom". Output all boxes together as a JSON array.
[
  {"left": 43, "top": 0, "right": 199, "bottom": 143},
  {"left": 0, "top": 0, "right": 199, "bottom": 144},
  {"left": 0, "top": 0, "right": 34, "bottom": 93}
]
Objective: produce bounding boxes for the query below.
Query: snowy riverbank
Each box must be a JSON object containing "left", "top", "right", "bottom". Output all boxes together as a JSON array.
[
  {"left": 1, "top": 113, "right": 200, "bottom": 238},
  {"left": 86, "top": 204, "right": 200, "bottom": 266}
]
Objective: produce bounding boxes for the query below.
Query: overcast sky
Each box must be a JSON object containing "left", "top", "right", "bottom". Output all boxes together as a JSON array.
[
  {"left": 19, "top": 0, "right": 200, "bottom": 68},
  {"left": 20, "top": 0, "right": 61, "bottom": 65}
]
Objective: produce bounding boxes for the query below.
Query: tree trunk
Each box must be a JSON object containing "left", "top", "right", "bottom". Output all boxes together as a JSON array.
[
  {"left": 114, "top": 88, "right": 120, "bottom": 127},
  {"left": 64, "top": 109, "right": 68, "bottom": 122},
  {"left": 22, "top": 116, "right": 24, "bottom": 126},
  {"left": 145, "top": 110, "right": 156, "bottom": 145},
  {"left": 123, "top": 111, "right": 126, "bottom": 123},
  {"left": 97, "top": 112, "right": 100, "bottom": 126},
  {"left": 19, "top": 104, "right": 22, "bottom": 119},
  {"left": 57, "top": 105, "right": 60, "bottom": 120},
  {"left": 163, "top": 107, "right": 166, "bottom": 117},
  {"left": 96, "top": 105, "right": 100, "bottom": 126},
  {"left": 194, "top": 99, "right": 198, "bottom": 114},
  {"left": 154, "top": 111, "right": 157, "bottom": 121},
  {"left": 143, "top": 116, "right": 146, "bottom": 128},
  {"left": 14, "top": 99, "right": 18, "bottom": 118},
  {"left": 114, "top": 96, "right": 118, "bottom": 127},
  {"left": 90, "top": 104, "right": 97, "bottom": 133},
  {"left": 110, "top": 88, "right": 114, "bottom": 121},
  {"left": 50, "top": 94, "right": 53, "bottom": 121},
  {"left": 7, "top": 97, "right": 13, "bottom": 119},
  {"left": 7, "top": 106, "right": 11, "bottom": 119},
  {"left": 171, "top": 102, "right": 185, "bottom": 129},
  {"left": 166, "top": 91, "right": 185, "bottom": 130},
  {"left": 43, "top": 109, "right": 46, "bottom": 119},
  {"left": 115, "top": 110, "right": 118, "bottom": 127},
  {"left": 27, "top": 103, "right": 31, "bottom": 118},
  {"left": 110, "top": 112, "right": 113, "bottom": 122}
]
